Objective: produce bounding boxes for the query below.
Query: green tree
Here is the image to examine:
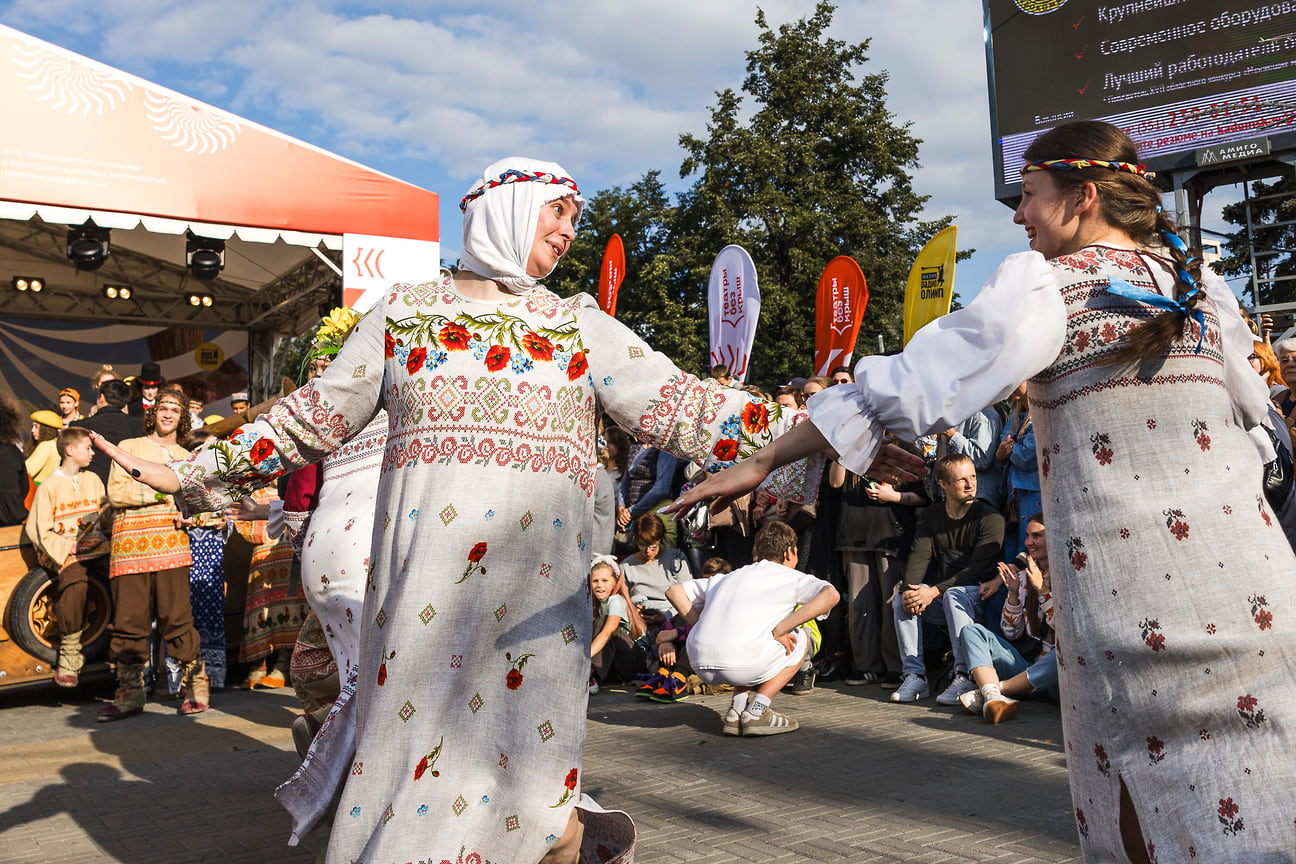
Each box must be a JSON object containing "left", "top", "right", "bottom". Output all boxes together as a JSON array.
[
  {"left": 1216, "top": 175, "right": 1296, "bottom": 309},
  {"left": 674, "top": 1, "right": 960, "bottom": 387}
]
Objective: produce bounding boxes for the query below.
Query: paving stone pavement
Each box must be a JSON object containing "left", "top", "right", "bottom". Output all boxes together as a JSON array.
[{"left": 0, "top": 676, "right": 1080, "bottom": 863}]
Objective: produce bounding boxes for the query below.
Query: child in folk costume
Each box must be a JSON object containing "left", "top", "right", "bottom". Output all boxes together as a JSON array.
[{"left": 25, "top": 426, "right": 109, "bottom": 687}]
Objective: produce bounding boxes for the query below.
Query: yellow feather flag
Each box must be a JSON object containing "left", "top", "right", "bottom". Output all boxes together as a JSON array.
[{"left": 903, "top": 225, "right": 958, "bottom": 346}]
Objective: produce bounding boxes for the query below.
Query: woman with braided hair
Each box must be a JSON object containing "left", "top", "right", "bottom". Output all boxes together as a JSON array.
[{"left": 676, "top": 120, "right": 1296, "bottom": 862}]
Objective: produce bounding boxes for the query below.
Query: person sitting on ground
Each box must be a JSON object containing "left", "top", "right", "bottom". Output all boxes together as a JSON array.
[
  {"left": 957, "top": 513, "right": 1058, "bottom": 723},
  {"left": 664, "top": 521, "right": 839, "bottom": 736},
  {"left": 589, "top": 555, "right": 645, "bottom": 694},
  {"left": 621, "top": 512, "right": 692, "bottom": 619},
  {"left": 891, "top": 453, "right": 1005, "bottom": 705},
  {"left": 25, "top": 426, "right": 109, "bottom": 687},
  {"left": 636, "top": 557, "right": 727, "bottom": 703},
  {"left": 25, "top": 410, "right": 63, "bottom": 486}
]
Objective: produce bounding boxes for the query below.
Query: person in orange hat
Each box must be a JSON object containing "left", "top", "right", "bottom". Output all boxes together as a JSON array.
[{"left": 57, "top": 388, "right": 83, "bottom": 424}]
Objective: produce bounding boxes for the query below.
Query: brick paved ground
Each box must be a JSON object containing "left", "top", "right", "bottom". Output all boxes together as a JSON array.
[{"left": 0, "top": 676, "right": 1080, "bottom": 863}]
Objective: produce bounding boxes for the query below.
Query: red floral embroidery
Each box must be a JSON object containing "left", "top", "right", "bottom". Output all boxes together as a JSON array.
[
  {"left": 440, "top": 322, "right": 472, "bottom": 351},
  {"left": 741, "top": 401, "right": 769, "bottom": 436},
  {"left": 458, "top": 541, "right": 489, "bottom": 583},
  {"left": 1200, "top": 728, "right": 1211, "bottom": 741},
  {"left": 549, "top": 767, "right": 578, "bottom": 807},
  {"left": 1146, "top": 841, "right": 1157, "bottom": 863},
  {"left": 506, "top": 669, "right": 523, "bottom": 690},
  {"left": 250, "top": 438, "right": 275, "bottom": 465},
  {"left": 407, "top": 347, "right": 427, "bottom": 375},
  {"left": 1218, "top": 797, "right": 1244, "bottom": 836},
  {"left": 1164, "top": 508, "right": 1189, "bottom": 541},
  {"left": 385, "top": 331, "right": 398, "bottom": 358},
  {"left": 505, "top": 651, "right": 534, "bottom": 691},
  {"left": 1139, "top": 618, "right": 1166, "bottom": 652},
  {"left": 1075, "top": 808, "right": 1089, "bottom": 838},
  {"left": 485, "top": 344, "right": 510, "bottom": 372},
  {"left": 1094, "top": 743, "right": 1110, "bottom": 776},
  {"left": 1090, "top": 432, "right": 1113, "bottom": 465},
  {"left": 414, "top": 735, "right": 443, "bottom": 780},
  {"left": 565, "top": 768, "right": 578, "bottom": 789},
  {"left": 521, "top": 331, "right": 555, "bottom": 361},
  {"left": 1147, "top": 418, "right": 1157, "bottom": 430},
  {"left": 1066, "top": 537, "right": 1088, "bottom": 571},
  {"left": 1237, "top": 694, "right": 1267, "bottom": 728},
  {"left": 1147, "top": 735, "right": 1165, "bottom": 764},
  {"left": 712, "top": 438, "right": 739, "bottom": 461},
  {"left": 566, "top": 350, "right": 588, "bottom": 381},
  {"left": 376, "top": 648, "right": 396, "bottom": 686},
  {"left": 1206, "top": 623, "right": 1217, "bottom": 635},
  {"left": 1259, "top": 496, "right": 1272, "bottom": 527},
  {"left": 1192, "top": 419, "right": 1211, "bottom": 451},
  {"left": 1041, "top": 451, "right": 1051, "bottom": 478},
  {"left": 1101, "top": 322, "right": 1119, "bottom": 343},
  {"left": 1075, "top": 329, "right": 1092, "bottom": 352},
  {"left": 1119, "top": 527, "right": 1130, "bottom": 539},
  {"left": 1249, "top": 594, "right": 1273, "bottom": 631}
]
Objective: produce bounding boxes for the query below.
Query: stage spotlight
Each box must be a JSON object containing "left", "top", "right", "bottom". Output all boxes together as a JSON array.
[
  {"left": 12, "top": 276, "right": 45, "bottom": 292},
  {"left": 201, "top": 294, "right": 212, "bottom": 307},
  {"left": 67, "top": 222, "right": 110, "bottom": 271},
  {"left": 104, "top": 285, "right": 117, "bottom": 299},
  {"left": 186, "top": 233, "right": 225, "bottom": 280},
  {"left": 188, "top": 293, "right": 201, "bottom": 306},
  {"left": 103, "top": 285, "right": 132, "bottom": 300},
  {"left": 187, "top": 293, "right": 213, "bottom": 307}
]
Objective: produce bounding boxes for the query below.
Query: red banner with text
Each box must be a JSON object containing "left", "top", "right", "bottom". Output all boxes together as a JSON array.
[{"left": 813, "top": 256, "right": 869, "bottom": 375}]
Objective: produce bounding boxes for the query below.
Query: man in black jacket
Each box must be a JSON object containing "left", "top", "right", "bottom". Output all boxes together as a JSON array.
[{"left": 72, "top": 380, "right": 143, "bottom": 485}]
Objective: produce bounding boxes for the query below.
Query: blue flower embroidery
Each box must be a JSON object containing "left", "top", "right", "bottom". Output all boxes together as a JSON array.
[
  {"left": 409, "top": 509, "right": 419, "bottom": 521},
  {"left": 552, "top": 518, "right": 563, "bottom": 530},
  {"left": 428, "top": 349, "right": 449, "bottom": 370},
  {"left": 510, "top": 354, "right": 534, "bottom": 375},
  {"left": 350, "top": 807, "right": 361, "bottom": 818},
  {"left": 603, "top": 376, "right": 614, "bottom": 386},
  {"left": 417, "top": 804, "right": 428, "bottom": 816},
  {"left": 721, "top": 417, "right": 742, "bottom": 437},
  {"left": 484, "top": 510, "right": 495, "bottom": 520},
  {"left": 472, "top": 340, "right": 489, "bottom": 360}
]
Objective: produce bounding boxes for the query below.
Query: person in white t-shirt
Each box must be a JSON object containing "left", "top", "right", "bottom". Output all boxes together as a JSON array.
[{"left": 665, "top": 521, "right": 839, "bottom": 736}]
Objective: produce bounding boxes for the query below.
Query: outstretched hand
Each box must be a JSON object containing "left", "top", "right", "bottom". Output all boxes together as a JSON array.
[{"left": 89, "top": 430, "right": 181, "bottom": 494}]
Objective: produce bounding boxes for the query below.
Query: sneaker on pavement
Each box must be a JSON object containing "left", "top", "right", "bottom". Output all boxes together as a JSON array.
[
  {"left": 786, "top": 662, "right": 816, "bottom": 696},
  {"left": 722, "top": 707, "right": 742, "bottom": 736},
  {"left": 889, "top": 674, "right": 931, "bottom": 703},
  {"left": 588, "top": 676, "right": 599, "bottom": 696},
  {"left": 739, "top": 707, "right": 799, "bottom": 736},
  {"left": 935, "top": 674, "right": 977, "bottom": 706},
  {"left": 983, "top": 694, "right": 1019, "bottom": 724},
  {"left": 958, "top": 688, "right": 986, "bottom": 715},
  {"left": 844, "top": 671, "right": 881, "bottom": 686}
]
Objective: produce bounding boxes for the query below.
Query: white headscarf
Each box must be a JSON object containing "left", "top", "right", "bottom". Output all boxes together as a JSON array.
[{"left": 457, "top": 157, "right": 587, "bottom": 294}]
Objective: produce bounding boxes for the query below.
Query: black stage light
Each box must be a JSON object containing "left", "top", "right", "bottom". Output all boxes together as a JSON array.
[
  {"left": 186, "top": 233, "right": 225, "bottom": 280},
  {"left": 67, "top": 222, "right": 110, "bottom": 271}
]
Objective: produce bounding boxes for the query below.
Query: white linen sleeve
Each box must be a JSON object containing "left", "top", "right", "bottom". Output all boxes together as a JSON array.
[
  {"left": 807, "top": 251, "right": 1066, "bottom": 475},
  {"left": 792, "top": 572, "right": 833, "bottom": 606},
  {"left": 681, "top": 578, "right": 709, "bottom": 605},
  {"left": 1201, "top": 266, "right": 1271, "bottom": 434}
]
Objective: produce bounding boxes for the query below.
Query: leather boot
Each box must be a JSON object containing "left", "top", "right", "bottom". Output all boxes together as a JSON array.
[
  {"left": 179, "top": 658, "right": 210, "bottom": 715},
  {"left": 55, "top": 630, "right": 84, "bottom": 687},
  {"left": 97, "top": 662, "right": 146, "bottom": 722}
]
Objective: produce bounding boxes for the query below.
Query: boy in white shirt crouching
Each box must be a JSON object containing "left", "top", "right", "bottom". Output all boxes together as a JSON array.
[{"left": 665, "top": 521, "right": 839, "bottom": 736}]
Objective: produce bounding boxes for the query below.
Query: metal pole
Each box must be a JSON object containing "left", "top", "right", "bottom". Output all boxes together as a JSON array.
[{"left": 1244, "top": 172, "right": 1260, "bottom": 307}]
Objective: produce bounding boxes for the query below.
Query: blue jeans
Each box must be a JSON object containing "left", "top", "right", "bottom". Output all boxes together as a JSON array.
[
  {"left": 893, "top": 584, "right": 983, "bottom": 677},
  {"left": 959, "top": 623, "right": 1059, "bottom": 701}
]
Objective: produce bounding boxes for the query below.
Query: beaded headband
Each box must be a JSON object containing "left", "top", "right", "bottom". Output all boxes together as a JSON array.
[
  {"left": 459, "top": 169, "right": 582, "bottom": 212},
  {"left": 1021, "top": 159, "right": 1155, "bottom": 180}
]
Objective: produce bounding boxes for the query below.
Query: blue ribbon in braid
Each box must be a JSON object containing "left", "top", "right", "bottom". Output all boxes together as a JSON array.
[{"left": 1106, "top": 229, "right": 1206, "bottom": 353}]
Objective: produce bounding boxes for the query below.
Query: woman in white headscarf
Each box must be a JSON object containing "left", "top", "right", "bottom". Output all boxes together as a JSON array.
[{"left": 94, "top": 156, "right": 919, "bottom": 864}]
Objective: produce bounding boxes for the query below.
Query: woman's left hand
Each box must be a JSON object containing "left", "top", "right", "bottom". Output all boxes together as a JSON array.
[{"left": 1023, "top": 555, "right": 1046, "bottom": 593}]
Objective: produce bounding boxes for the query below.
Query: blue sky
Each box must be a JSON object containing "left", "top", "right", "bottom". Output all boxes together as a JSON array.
[{"left": 0, "top": 1, "right": 1249, "bottom": 310}]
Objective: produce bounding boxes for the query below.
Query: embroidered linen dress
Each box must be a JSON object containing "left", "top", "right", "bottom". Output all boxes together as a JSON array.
[
  {"left": 233, "top": 487, "right": 307, "bottom": 663},
  {"left": 171, "top": 276, "right": 818, "bottom": 864},
  {"left": 810, "top": 248, "right": 1296, "bottom": 862}
]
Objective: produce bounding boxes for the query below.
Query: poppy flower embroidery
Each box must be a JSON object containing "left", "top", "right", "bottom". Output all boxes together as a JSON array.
[
  {"left": 505, "top": 651, "right": 534, "bottom": 691},
  {"left": 485, "top": 345, "right": 510, "bottom": 372},
  {"left": 1075, "top": 808, "right": 1088, "bottom": 838},
  {"left": 1139, "top": 618, "right": 1166, "bottom": 652},
  {"left": 414, "top": 736, "right": 444, "bottom": 780},
  {"left": 440, "top": 322, "right": 472, "bottom": 351},
  {"left": 712, "top": 438, "right": 739, "bottom": 461},
  {"left": 1066, "top": 536, "right": 1088, "bottom": 571},
  {"left": 1147, "top": 736, "right": 1165, "bottom": 764},
  {"left": 1249, "top": 594, "right": 1273, "bottom": 631},
  {"left": 1094, "top": 743, "right": 1110, "bottom": 777},
  {"left": 549, "top": 767, "right": 578, "bottom": 808},
  {"left": 1164, "top": 508, "right": 1189, "bottom": 541},
  {"left": 521, "top": 331, "right": 555, "bottom": 361},
  {"left": 406, "top": 347, "right": 427, "bottom": 375},
  {"left": 384, "top": 331, "right": 399, "bottom": 358},
  {"left": 376, "top": 647, "right": 396, "bottom": 686},
  {"left": 1237, "top": 694, "right": 1267, "bottom": 729},
  {"left": 741, "top": 401, "right": 769, "bottom": 436},
  {"left": 457, "top": 541, "right": 488, "bottom": 583},
  {"left": 566, "top": 351, "right": 588, "bottom": 381},
  {"left": 1090, "top": 432, "right": 1113, "bottom": 466},
  {"left": 250, "top": 438, "right": 275, "bottom": 465},
  {"left": 1192, "top": 419, "right": 1210, "bottom": 451},
  {"left": 1258, "top": 496, "right": 1273, "bottom": 527},
  {"left": 1217, "top": 797, "right": 1244, "bottom": 836}
]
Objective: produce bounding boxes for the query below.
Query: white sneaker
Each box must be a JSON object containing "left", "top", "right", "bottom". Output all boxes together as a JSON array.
[
  {"left": 588, "top": 677, "right": 599, "bottom": 696},
  {"left": 983, "top": 694, "right": 1019, "bottom": 724},
  {"left": 958, "top": 688, "right": 986, "bottom": 715},
  {"left": 936, "top": 674, "right": 977, "bottom": 706},
  {"left": 889, "top": 674, "right": 930, "bottom": 703}
]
